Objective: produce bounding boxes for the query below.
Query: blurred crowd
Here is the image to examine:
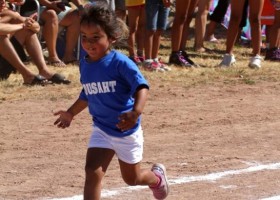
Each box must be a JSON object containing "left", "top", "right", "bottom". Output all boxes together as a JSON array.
[{"left": 0, "top": 0, "right": 279, "bottom": 85}]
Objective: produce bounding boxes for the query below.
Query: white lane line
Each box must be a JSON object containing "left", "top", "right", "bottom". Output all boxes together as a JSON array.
[
  {"left": 261, "top": 196, "right": 280, "bottom": 200},
  {"left": 46, "top": 162, "right": 280, "bottom": 200}
]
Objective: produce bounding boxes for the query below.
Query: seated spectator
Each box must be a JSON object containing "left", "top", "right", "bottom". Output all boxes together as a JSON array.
[
  {"left": 0, "top": 4, "right": 70, "bottom": 85},
  {"left": 20, "top": 0, "right": 84, "bottom": 66}
]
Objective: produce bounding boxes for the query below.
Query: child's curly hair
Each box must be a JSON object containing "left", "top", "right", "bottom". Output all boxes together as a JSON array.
[{"left": 81, "top": 2, "right": 128, "bottom": 43}]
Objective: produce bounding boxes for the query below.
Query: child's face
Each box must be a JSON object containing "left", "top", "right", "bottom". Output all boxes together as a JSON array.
[{"left": 80, "top": 23, "right": 112, "bottom": 62}]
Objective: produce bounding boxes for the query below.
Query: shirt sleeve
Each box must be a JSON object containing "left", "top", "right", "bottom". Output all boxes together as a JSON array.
[
  {"left": 118, "top": 60, "right": 149, "bottom": 95},
  {"left": 78, "top": 88, "right": 88, "bottom": 101}
]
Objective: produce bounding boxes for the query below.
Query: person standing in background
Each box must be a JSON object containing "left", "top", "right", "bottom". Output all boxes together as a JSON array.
[
  {"left": 169, "top": 0, "right": 198, "bottom": 67},
  {"left": 219, "top": 0, "right": 264, "bottom": 69},
  {"left": 125, "top": 0, "right": 145, "bottom": 65},
  {"left": 143, "top": 0, "right": 171, "bottom": 71}
]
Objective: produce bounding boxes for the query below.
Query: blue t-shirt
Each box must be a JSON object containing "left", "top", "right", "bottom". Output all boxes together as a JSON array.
[{"left": 79, "top": 50, "right": 149, "bottom": 137}]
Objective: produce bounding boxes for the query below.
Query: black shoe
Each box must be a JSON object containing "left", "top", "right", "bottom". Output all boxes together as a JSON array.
[
  {"left": 180, "top": 51, "right": 199, "bottom": 67},
  {"left": 169, "top": 51, "right": 193, "bottom": 67},
  {"left": 265, "top": 48, "right": 280, "bottom": 61}
]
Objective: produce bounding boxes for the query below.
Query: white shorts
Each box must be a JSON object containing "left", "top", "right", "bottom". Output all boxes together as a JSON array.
[{"left": 88, "top": 126, "right": 144, "bottom": 164}]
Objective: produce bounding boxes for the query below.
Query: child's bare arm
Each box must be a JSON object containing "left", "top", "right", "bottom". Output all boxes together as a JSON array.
[
  {"left": 54, "top": 99, "right": 88, "bottom": 129},
  {"left": 117, "top": 87, "right": 149, "bottom": 132}
]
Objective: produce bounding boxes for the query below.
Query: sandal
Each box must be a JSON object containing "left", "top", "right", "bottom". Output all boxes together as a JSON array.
[
  {"left": 23, "top": 75, "right": 49, "bottom": 86},
  {"left": 47, "top": 60, "right": 67, "bottom": 67},
  {"left": 48, "top": 73, "right": 71, "bottom": 85}
]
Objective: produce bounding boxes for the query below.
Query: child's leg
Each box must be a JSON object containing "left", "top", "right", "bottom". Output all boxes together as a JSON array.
[
  {"left": 194, "top": 0, "right": 211, "bottom": 52},
  {"left": 127, "top": 7, "right": 141, "bottom": 57},
  {"left": 119, "top": 160, "right": 158, "bottom": 186},
  {"left": 205, "top": 0, "right": 230, "bottom": 41},
  {"left": 178, "top": 0, "right": 198, "bottom": 51},
  {"left": 136, "top": 6, "right": 145, "bottom": 57},
  {"left": 248, "top": 0, "right": 264, "bottom": 55},
  {"left": 17, "top": 30, "right": 54, "bottom": 79},
  {"left": 144, "top": 29, "right": 155, "bottom": 60},
  {"left": 84, "top": 148, "right": 115, "bottom": 200},
  {"left": 225, "top": 0, "right": 246, "bottom": 54},
  {"left": 0, "top": 35, "right": 35, "bottom": 83},
  {"left": 171, "top": 0, "right": 192, "bottom": 51},
  {"left": 152, "top": 30, "right": 163, "bottom": 59},
  {"left": 119, "top": 161, "right": 169, "bottom": 199}
]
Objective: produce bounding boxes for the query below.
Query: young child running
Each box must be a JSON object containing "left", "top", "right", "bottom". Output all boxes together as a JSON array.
[
  {"left": 143, "top": 0, "right": 171, "bottom": 72},
  {"left": 53, "top": 3, "right": 169, "bottom": 200}
]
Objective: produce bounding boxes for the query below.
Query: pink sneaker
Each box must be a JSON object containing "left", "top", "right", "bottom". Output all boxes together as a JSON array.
[
  {"left": 149, "top": 164, "right": 169, "bottom": 200},
  {"left": 143, "top": 61, "right": 165, "bottom": 72}
]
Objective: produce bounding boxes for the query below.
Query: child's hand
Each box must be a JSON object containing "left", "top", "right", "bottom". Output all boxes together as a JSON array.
[
  {"left": 116, "top": 111, "right": 140, "bottom": 132},
  {"left": 24, "top": 17, "right": 39, "bottom": 33},
  {"left": 53, "top": 110, "right": 74, "bottom": 129}
]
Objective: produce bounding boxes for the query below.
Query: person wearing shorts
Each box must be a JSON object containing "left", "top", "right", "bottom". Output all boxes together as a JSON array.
[
  {"left": 143, "top": 0, "right": 170, "bottom": 71},
  {"left": 21, "top": 0, "right": 83, "bottom": 66},
  {"left": 125, "top": 0, "right": 146, "bottom": 65},
  {"left": 54, "top": 4, "right": 170, "bottom": 199}
]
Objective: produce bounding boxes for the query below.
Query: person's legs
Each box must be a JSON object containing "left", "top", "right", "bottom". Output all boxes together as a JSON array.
[
  {"left": 0, "top": 35, "right": 36, "bottom": 83},
  {"left": 40, "top": 9, "right": 65, "bottom": 66},
  {"left": 15, "top": 29, "right": 54, "bottom": 79},
  {"left": 59, "top": 9, "right": 80, "bottom": 63},
  {"left": 248, "top": 0, "right": 264, "bottom": 56},
  {"left": 144, "top": 30, "right": 155, "bottom": 60},
  {"left": 144, "top": 0, "right": 158, "bottom": 60},
  {"left": 171, "top": 0, "right": 191, "bottom": 51},
  {"left": 205, "top": 0, "right": 230, "bottom": 41},
  {"left": 179, "top": 0, "right": 198, "bottom": 51},
  {"left": 219, "top": 0, "right": 246, "bottom": 67},
  {"left": 119, "top": 160, "right": 158, "bottom": 186},
  {"left": 152, "top": 1, "right": 169, "bottom": 59},
  {"left": 225, "top": 0, "right": 246, "bottom": 54},
  {"left": 127, "top": 6, "right": 140, "bottom": 58},
  {"left": 135, "top": 5, "right": 145, "bottom": 59},
  {"left": 169, "top": 0, "right": 199, "bottom": 67},
  {"left": 269, "top": 10, "right": 280, "bottom": 48},
  {"left": 194, "top": 0, "right": 211, "bottom": 52},
  {"left": 247, "top": 0, "right": 264, "bottom": 68},
  {"left": 84, "top": 148, "right": 115, "bottom": 200},
  {"left": 152, "top": 30, "right": 162, "bottom": 59}
]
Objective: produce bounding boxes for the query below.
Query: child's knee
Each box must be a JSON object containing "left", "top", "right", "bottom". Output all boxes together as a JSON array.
[{"left": 85, "top": 165, "right": 104, "bottom": 183}]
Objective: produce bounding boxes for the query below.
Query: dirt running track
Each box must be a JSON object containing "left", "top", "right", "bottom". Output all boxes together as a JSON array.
[{"left": 1, "top": 80, "right": 280, "bottom": 200}]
